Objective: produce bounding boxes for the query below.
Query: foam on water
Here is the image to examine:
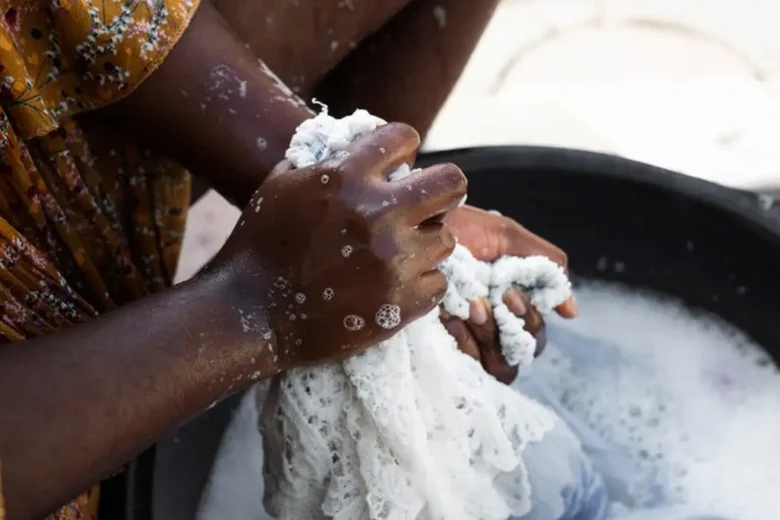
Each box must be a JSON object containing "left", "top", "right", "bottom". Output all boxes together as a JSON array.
[{"left": 525, "top": 281, "right": 780, "bottom": 519}]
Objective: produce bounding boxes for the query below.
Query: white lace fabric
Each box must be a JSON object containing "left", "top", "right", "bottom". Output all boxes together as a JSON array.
[{"left": 260, "top": 110, "right": 573, "bottom": 520}]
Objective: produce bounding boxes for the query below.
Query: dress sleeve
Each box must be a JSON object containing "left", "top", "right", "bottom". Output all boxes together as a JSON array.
[{"left": 0, "top": 0, "right": 201, "bottom": 140}]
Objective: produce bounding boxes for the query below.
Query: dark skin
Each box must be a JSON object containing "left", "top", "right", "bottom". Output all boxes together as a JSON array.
[
  {"left": 3, "top": 0, "right": 574, "bottom": 517},
  {"left": 2, "top": 5, "right": 465, "bottom": 510},
  {"left": 313, "top": 0, "right": 504, "bottom": 136},
  {"left": 190, "top": 0, "right": 503, "bottom": 203},
  {"left": 213, "top": 125, "right": 467, "bottom": 368},
  {"left": 108, "top": 0, "right": 577, "bottom": 369},
  {"left": 200, "top": 0, "right": 578, "bottom": 366},
  {"left": 0, "top": 123, "right": 464, "bottom": 519}
]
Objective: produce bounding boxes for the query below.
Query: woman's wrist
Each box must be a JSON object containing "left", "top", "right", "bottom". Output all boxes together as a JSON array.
[{"left": 192, "top": 257, "right": 282, "bottom": 386}]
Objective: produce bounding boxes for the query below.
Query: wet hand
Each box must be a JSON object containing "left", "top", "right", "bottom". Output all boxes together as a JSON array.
[
  {"left": 442, "top": 205, "right": 577, "bottom": 384},
  {"left": 215, "top": 123, "right": 467, "bottom": 372}
]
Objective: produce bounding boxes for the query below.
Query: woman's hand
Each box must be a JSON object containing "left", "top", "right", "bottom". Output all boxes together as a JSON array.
[
  {"left": 214, "top": 123, "right": 467, "bottom": 371},
  {"left": 442, "top": 206, "right": 577, "bottom": 384}
]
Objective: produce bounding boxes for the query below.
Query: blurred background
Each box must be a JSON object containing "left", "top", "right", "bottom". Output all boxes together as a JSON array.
[{"left": 176, "top": 0, "right": 780, "bottom": 281}]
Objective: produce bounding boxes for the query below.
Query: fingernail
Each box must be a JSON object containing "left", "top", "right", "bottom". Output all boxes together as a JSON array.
[
  {"left": 566, "top": 294, "right": 578, "bottom": 316},
  {"left": 504, "top": 289, "right": 527, "bottom": 315},
  {"left": 534, "top": 328, "right": 548, "bottom": 358},
  {"left": 524, "top": 311, "right": 543, "bottom": 332},
  {"left": 469, "top": 299, "right": 489, "bottom": 325}
]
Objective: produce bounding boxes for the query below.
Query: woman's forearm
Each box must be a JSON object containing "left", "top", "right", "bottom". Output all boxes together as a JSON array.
[
  {"left": 101, "top": 0, "right": 313, "bottom": 206},
  {"left": 0, "top": 268, "right": 276, "bottom": 520},
  {"left": 315, "top": 0, "right": 499, "bottom": 138}
]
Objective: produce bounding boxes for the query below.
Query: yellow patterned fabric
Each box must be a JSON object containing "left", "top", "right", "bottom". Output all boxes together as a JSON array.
[{"left": 0, "top": 0, "right": 199, "bottom": 517}]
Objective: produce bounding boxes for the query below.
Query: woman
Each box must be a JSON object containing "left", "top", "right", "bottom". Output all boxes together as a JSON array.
[{"left": 0, "top": 0, "right": 576, "bottom": 518}]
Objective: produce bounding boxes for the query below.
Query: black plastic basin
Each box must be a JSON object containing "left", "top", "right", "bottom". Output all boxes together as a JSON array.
[{"left": 103, "top": 146, "right": 780, "bottom": 519}]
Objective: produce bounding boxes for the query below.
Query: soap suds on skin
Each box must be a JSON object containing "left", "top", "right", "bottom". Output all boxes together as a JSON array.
[
  {"left": 343, "top": 314, "right": 365, "bottom": 331},
  {"left": 375, "top": 303, "right": 402, "bottom": 330},
  {"left": 208, "top": 65, "right": 245, "bottom": 101},
  {"left": 237, "top": 308, "right": 266, "bottom": 336},
  {"left": 257, "top": 59, "right": 309, "bottom": 109}
]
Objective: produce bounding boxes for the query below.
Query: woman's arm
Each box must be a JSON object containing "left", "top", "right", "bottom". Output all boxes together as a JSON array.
[
  {"left": 0, "top": 268, "right": 275, "bottom": 520},
  {"left": 314, "top": 0, "right": 500, "bottom": 138},
  {"left": 100, "top": 0, "right": 313, "bottom": 206},
  {"left": 0, "top": 122, "right": 466, "bottom": 520}
]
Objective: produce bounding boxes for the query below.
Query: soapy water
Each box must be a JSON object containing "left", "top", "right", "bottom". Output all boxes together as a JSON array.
[
  {"left": 520, "top": 281, "right": 780, "bottom": 519},
  {"left": 199, "top": 280, "right": 780, "bottom": 519}
]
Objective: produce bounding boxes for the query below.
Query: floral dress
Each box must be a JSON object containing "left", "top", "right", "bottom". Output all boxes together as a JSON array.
[{"left": 0, "top": 0, "right": 200, "bottom": 517}]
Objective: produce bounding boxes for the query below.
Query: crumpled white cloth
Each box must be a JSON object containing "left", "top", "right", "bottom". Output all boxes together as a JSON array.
[{"left": 258, "top": 110, "right": 573, "bottom": 520}]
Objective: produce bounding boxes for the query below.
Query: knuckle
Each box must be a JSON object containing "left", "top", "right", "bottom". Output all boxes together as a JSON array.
[
  {"left": 386, "top": 122, "right": 421, "bottom": 148},
  {"left": 435, "top": 163, "right": 467, "bottom": 195},
  {"left": 446, "top": 163, "right": 468, "bottom": 192}
]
